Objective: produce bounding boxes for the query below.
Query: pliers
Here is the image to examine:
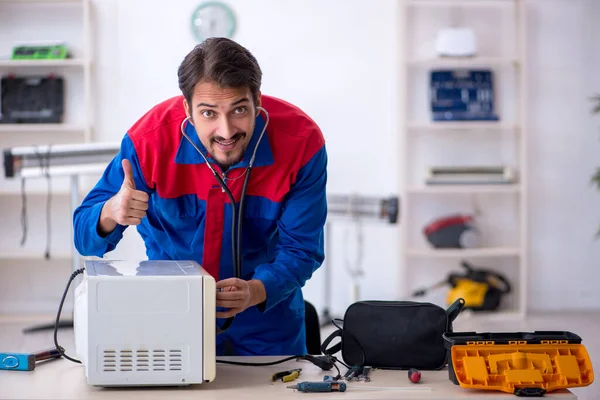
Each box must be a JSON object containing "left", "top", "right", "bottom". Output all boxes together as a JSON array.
[{"left": 272, "top": 368, "right": 302, "bottom": 382}]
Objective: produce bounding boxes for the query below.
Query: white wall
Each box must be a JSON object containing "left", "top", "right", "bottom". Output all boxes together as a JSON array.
[
  {"left": 525, "top": 0, "right": 600, "bottom": 309},
  {"left": 1, "top": 0, "right": 599, "bottom": 315}
]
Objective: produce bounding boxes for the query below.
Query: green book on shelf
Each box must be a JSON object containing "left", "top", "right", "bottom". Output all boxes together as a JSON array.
[{"left": 11, "top": 44, "right": 69, "bottom": 60}]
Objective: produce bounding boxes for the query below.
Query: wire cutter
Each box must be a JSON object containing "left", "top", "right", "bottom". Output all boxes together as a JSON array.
[{"left": 272, "top": 368, "right": 302, "bottom": 382}]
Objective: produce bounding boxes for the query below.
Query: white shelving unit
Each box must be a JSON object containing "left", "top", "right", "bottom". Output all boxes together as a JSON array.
[
  {"left": 0, "top": 0, "right": 93, "bottom": 143},
  {"left": 406, "top": 247, "right": 521, "bottom": 258},
  {"left": 408, "top": 56, "right": 518, "bottom": 68},
  {"left": 407, "top": 121, "right": 518, "bottom": 131},
  {"left": 398, "top": 0, "right": 527, "bottom": 318},
  {"left": 0, "top": 123, "right": 88, "bottom": 134},
  {"left": 0, "top": 58, "right": 87, "bottom": 67},
  {"left": 407, "top": 184, "right": 521, "bottom": 194},
  {"left": 0, "top": 0, "right": 93, "bottom": 260}
]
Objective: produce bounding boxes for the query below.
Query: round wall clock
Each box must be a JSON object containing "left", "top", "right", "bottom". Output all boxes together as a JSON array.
[{"left": 191, "top": 2, "right": 236, "bottom": 42}]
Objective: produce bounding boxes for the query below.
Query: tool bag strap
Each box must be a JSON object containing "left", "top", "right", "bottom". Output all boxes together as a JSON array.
[
  {"left": 321, "top": 319, "right": 344, "bottom": 356},
  {"left": 321, "top": 318, "right": 367, "bottom": 365}
]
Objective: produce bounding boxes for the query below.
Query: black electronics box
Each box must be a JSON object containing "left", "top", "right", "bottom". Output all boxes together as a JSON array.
[{"left": 0, "top": 75, "right": 64, "bottom": 123}]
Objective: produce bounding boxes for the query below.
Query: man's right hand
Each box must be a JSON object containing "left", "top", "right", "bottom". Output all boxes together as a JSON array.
[{"left": 98, "top": 159, "right": 149, "bottom": 236}]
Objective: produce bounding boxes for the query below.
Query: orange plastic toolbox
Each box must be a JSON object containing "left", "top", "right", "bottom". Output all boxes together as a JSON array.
[{"left": 442, "top": 331, "right": 594, "bottom": 396}]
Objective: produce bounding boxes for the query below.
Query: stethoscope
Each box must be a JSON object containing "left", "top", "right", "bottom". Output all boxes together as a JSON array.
[{"left": 180, "top": 106, "right": 270, "bottom": 333}]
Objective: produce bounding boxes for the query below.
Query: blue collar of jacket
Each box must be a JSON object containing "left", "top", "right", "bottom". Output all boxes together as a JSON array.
[{"left": 174, "top": 114, "right": 274, "bottom": 169}]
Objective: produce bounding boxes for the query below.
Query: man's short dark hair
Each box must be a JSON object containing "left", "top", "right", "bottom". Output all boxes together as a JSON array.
[{"left": 178, "top": 37, "right": 262, "bottom": 106}]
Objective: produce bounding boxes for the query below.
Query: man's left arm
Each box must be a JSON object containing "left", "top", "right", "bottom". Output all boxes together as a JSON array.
[
  {"left": 215, "top": 131, "right": 327, "bottom": 318},
  {"left": 251, "top": 139, "right": 327, "bottom": 312}
]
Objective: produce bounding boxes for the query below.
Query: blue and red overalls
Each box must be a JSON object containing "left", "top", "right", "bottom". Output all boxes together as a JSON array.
[{"left": 73, "top": 94, "right": 328, "bottom": 355}]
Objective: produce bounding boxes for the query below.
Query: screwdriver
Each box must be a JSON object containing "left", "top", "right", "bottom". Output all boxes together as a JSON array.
[
  {"left": 287, "top": 381, "right": 433, "bottom": 393},
  {"left": 0, "top": 347, "right": 63, "bottom": 371},
  {"left": 287, "top": 381, "right": 347, "bottom": 392},
  {"left": 408, "top": 368, "right": 422, "bottom": 383}
]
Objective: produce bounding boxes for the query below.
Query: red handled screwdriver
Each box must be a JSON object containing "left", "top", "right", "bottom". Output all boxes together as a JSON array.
[{"left": 408, "top": 368, "right": 421, "bottom": 383}]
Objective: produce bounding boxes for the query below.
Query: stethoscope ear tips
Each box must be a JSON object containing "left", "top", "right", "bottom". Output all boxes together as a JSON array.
[{"left": 256, "top": 106, "right": 267, "bottom": 117}]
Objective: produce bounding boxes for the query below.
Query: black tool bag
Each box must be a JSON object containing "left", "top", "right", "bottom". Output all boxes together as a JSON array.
[{"left": 321, "top": 298, "right": 465, "bottom": 370}]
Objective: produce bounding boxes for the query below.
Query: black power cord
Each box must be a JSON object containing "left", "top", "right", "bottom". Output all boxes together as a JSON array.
[
  {"left": 216, "top": 355, "right": 299, "bottom": 366},
  {"left": 54, "top": 268, "right": 85, "bottom": 364},
  {"left": 216, "top": 354, "right": 342, "bottom": 380},
  {"left": 216, "top": 354, "right": 333, "bottom": 368}
]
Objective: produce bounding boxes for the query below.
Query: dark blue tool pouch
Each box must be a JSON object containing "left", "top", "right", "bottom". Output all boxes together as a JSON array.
[{"left": 321, "top": 298, "right": 464, "bottom": 370}]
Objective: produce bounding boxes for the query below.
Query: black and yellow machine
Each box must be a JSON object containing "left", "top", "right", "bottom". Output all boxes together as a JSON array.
[{"left": 413, "top": 261, "right": 511, "bottom": 311}]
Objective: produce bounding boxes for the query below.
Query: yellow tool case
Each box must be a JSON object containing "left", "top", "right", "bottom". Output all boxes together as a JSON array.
[{"left": 442, "top": 331, "right": 594, "bottom": 396}]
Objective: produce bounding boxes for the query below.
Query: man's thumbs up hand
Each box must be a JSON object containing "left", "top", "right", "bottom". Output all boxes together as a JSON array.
[
  {"left": 111, "top": 158, "right": 149, "bottom": 226},
  {"left": 121, "top": 159, "right": 137, "bottom": 190},
  {"left": 99, "top": 159, "right": 149, "bottom": 234}
]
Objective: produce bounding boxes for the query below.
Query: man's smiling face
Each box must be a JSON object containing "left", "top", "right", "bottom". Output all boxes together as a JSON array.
[{"left": 184, "top": 80, "right": 261, "bottom": 171}]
